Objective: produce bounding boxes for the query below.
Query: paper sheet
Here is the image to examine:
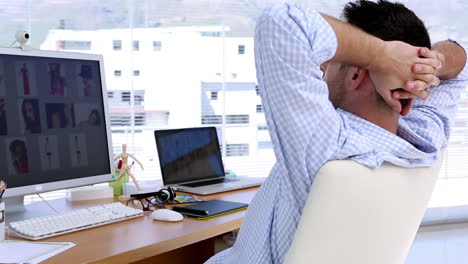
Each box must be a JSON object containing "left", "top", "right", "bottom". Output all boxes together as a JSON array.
[{"left": 0, "top": 240, "right": 75, "bottom": 264}]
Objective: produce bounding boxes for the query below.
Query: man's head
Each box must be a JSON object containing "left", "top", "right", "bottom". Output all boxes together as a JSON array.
[
  {"left": 343, "top": 0, "right": 430, "bottom": 48},
  {"left": 323, "top": 0, "right": 430, "bottom": 125}
]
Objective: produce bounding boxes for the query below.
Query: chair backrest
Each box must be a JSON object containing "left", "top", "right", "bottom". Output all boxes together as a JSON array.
[{"left": 284, "top": 152, "right": 444, "bottom": 264}]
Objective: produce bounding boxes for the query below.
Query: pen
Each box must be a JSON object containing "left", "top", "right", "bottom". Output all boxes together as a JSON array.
[{"left": 172, "top": 206, "right": 209, "bottom": 216}]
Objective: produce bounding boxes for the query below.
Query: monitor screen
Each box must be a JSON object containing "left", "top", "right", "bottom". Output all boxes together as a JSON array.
[
  {"left": 0, "top": 47, "right": 114, "bottom": 198},
  {"left": 154, "top": 127, "right": 225, "bottom": 185}
]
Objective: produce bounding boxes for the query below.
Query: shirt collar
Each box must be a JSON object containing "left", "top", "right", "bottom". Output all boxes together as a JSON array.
[{"left": 336, "top": 108, "right": 437, "bottom": 160}]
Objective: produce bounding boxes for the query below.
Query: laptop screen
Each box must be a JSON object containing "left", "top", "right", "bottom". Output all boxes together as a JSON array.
[{"left": 154, "top": 127, "right": 225, "bottom": 185}]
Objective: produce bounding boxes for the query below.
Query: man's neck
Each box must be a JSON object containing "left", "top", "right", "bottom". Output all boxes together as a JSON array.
[{"left": 343, "top": 103, "right": 399, "bottom": 134}]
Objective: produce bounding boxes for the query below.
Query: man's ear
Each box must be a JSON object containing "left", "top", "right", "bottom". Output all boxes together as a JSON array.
[{"left": 349, "top": 67, "right": 368, "bottom": 90}]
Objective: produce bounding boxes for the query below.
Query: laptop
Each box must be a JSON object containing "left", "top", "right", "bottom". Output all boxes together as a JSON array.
[{"left": 154, "top": 127, "right": 265, "bottom": 195}]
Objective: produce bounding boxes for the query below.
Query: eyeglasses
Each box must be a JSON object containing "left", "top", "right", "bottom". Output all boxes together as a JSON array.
[
  {"left": 125, "top": 187, "right": 176, "bottom": 211},
  {"left": 126, "top": 196, "right": 165, "bottom": 211}
]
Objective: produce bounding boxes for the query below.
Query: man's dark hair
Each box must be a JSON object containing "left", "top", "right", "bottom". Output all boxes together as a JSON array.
[{"left": 342, "top": 0, "right": 431, "bottom": 48}]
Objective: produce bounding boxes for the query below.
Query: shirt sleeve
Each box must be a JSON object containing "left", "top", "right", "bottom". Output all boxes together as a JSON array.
[
  {"left": 254, "top": 3, "right": 341, "bottom": 185},
  {"left": 401, "top": 40, "right": 468, "bottom": 148}
]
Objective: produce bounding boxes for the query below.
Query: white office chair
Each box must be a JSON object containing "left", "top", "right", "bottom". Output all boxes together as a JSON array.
[{"left": 285, "top": 152, "right": 444, "bottom": 264}]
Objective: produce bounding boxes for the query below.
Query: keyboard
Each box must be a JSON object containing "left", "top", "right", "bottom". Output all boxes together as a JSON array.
[
  {"left": 180, "top": 177, "right": 238, "bottom": 188},
  {"left": 8, "top": 202, "right": 143, "bottom": 240}
]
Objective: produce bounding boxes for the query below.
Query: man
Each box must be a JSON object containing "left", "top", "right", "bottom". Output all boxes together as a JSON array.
[{"left": 206, "top": 1, "right": 468, "bottom": 263}]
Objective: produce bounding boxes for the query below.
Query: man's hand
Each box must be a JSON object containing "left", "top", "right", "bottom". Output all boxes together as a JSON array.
[
  {"left": 391, "top": 48, "right": 445, "bottom": 100},
  {"left": 368, "top": 41, "right": 441, "bottom": 113}
]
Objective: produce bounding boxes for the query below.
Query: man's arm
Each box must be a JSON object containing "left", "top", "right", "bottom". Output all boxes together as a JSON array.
[
  {"left": 255, "top": 4, "right": 342, "bottom": 188},
  {"left": 400, "top": 40, "right": 468, "bottom": 146}
]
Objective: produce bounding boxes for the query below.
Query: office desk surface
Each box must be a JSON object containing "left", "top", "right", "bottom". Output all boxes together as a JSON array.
[{"left": 6, "top": 187, "right": 258, "bottom": 264}]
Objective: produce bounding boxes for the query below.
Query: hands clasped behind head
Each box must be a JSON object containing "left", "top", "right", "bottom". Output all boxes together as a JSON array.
[{"left": 369, "top": 41, "right": 442, "bottom": 114}]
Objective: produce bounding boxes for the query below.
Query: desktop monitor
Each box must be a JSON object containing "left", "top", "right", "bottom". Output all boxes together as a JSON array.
[{"left": 0, "top": 47, "right": 114, "bottom": 221}]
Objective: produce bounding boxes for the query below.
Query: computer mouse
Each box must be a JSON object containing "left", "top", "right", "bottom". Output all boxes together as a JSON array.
[{"left": 151, "top": 209, "right": 184, "bottom": 222}]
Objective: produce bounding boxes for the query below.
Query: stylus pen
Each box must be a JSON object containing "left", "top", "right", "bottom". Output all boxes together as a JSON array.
[{"left": 173, "top": 207, "right": 209, "bottom": 216}]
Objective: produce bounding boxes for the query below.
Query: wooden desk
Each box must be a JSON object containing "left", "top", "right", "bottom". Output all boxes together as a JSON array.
[{"left": 6, "top": 187, "right": 258, "bottom": 264}]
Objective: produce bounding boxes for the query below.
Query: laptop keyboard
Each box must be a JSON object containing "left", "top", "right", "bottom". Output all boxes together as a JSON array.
[{"left": 180, "top": 178, "right": 238, "bottom": 188}]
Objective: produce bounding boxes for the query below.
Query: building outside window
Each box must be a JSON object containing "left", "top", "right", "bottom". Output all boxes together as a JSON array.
[
  {"left": 114, "top": 70, "right": 122, "bottom": 77},
  {"left": 133, "top": 70, "right": 140, "bottom": 76}
]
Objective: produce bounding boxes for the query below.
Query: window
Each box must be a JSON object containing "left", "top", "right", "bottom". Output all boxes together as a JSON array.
[
  {"left": 256, "top": 105, "right": 263, "bottom": 113},
  {"left": 134, "top": 113, "right": 145, "bottom": 126},
  {"left": 121, "top": 92, "right": 131, "bottom": 102},
  {"left": 107, "top": 92, "right": 114, "bottom": 98},
  {"left": 120, "top": 90, "right": 144, "bottom": 105},
  {"left": 133, "top": 70, "right": 140, "bottom": 76},
  {"left": 133, "top": 40, "right": 139, "bottom": 51},
  {"left": 202, "top": 115, "right": 222, "bottom": 125},
  {"left": 113, "top": 40, "right": 122, "bottom": 51},
  {"left": 59, "top": 40, "right": 91, "bottom": 50},
  {"left": 153, "top": 41, "right": 162, "bottom": 51},
  {"left": 110, "top": 114, "right": 131, "bottom": 127},
  {"left": 134, "top": 94, "right": 144, "bottom": 105},
  {"left": 200, "top": 32, "right": 221, "bottom": 37},
  {"left": 19, "top": 0, "right": 468, "bottom": 217},
  {"left": 227, "top": 144, "right": 249, "bottom": 157},
  {"left": 226, "top": 115, "right": 249, "bottom": 125},
  {"left": 238, "top": 44, "right": 245, "bottom": 55},
  {"left": 211, "top": 91, "right": 218, "bottom": 100}
]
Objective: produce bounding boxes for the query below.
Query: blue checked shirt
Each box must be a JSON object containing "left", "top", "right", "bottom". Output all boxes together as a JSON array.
[{"left": 206, "top": 3, "right": 468, "bottom": 264}]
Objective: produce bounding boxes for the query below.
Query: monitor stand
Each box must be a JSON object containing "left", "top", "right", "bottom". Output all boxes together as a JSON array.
[{"left": 4, "top": 196, "right": 56, "bottom": 224}]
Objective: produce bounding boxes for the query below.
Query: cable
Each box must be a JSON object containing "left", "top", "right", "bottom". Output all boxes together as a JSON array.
[
  {"left": 36, "top": 193, "right": 60, "bottom": 214},
  {"left": 9, "top": 40, "right": 17, "bottom": 47}
]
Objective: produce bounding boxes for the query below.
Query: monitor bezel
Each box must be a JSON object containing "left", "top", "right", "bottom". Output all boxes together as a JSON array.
[{"left": 1, "top": 47, "right": 115, "bottom": 198}]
